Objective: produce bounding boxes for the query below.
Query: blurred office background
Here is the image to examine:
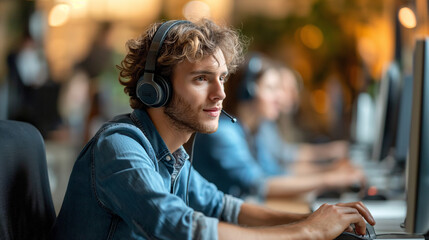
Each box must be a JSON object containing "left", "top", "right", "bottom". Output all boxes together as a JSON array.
[{"left": 0, "top": 0, "right": 427, "bottom": 212}]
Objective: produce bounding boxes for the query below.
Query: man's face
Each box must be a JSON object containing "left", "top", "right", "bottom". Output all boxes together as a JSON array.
[{"left": 164, "top": 48, "right": 228, "bottom": 134}]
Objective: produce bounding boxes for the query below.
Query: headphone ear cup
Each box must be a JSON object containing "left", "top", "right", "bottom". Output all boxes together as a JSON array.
[
  {"left": 238, "top": 54, "right": 262, "bottom": 101},
  {"left": 240, "top": 80, "right": 256, "bottom": 100},
  {"left": 136, "top": 73, "right": 162, "bottom": 107},
  {"left": 238, "top": 82, "right": 249, "bottom": 100},
  {"left": 136, "top": 74, "right": 171, "bottom": 108},
  {"left": 136, "top": 20, "right": 189, "bottom": 108},
  {"left": 152, "top": 75, "right": 171, "bottom": 108}
]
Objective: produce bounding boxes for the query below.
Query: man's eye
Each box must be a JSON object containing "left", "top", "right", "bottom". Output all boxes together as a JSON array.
[
  {"left": 196, "top": 76, "right": 206, "bottom": 81},
  {"left": 220, "top": 75, "right": 228, "bottom": 83}
]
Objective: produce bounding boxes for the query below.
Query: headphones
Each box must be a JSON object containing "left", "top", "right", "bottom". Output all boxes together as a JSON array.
[
  {"left": 136, "top": 20, "right": 191, "bottom": 108},
  {"left": 238, "top": 53, "right": 263, "bottom": 101}
]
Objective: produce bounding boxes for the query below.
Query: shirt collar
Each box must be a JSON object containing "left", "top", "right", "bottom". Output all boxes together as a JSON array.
[{"left": 131, "top": 109, "right": 189, "bottom": 163}]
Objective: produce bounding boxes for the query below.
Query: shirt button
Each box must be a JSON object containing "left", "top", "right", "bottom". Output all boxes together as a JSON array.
[{"left": 165, "top": 156, "right": 171, "bottom": 161}]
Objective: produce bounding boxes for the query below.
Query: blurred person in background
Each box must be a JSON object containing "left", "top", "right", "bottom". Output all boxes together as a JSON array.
[
  {"left": 51, "top": 19, "right": 374, "bottom": 240},
  {"left": 6, "top": 9, "right": 63, "bottom": 139},
  {"left": 193, "top": 53, "right": 365, "bottom": 200},
  {"left": 258, "top": 63, "right": 352, "bottom": 175},
  {"left": 75, "top": 22, "right": 115, "bottom": 143}
]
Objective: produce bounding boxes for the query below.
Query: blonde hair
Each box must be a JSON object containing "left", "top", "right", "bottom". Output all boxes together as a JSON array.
[{"left": 117, "top": 19, "right": 245, "bottom": 109}]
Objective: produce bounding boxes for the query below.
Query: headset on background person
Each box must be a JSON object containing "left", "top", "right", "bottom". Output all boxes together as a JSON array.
[
  {"left": 237, "top": 52, "right": 303, "bottom": 116},
  {"left": 238, "top": 53, "right": 263, "bottom": 101}
]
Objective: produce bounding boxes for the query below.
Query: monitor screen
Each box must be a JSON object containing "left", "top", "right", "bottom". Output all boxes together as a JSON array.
[
  {"left": 405, "top": 37, "right": 429, "bottom": 235},
  {"left": 393, "top": 74, "right": 413, "bottom": 168},
  {"left": 372, "top": 61, "right": 402, "bottom": 162}
]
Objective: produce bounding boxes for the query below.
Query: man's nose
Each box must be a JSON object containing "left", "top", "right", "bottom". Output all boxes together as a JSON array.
[{"left": 210, "top": 80, "right": 226, "bottom": 101}]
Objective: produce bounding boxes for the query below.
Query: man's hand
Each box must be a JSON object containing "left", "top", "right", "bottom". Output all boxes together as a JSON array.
[{"left": 298, "top": 201, "right": 375, "bottom": 240}]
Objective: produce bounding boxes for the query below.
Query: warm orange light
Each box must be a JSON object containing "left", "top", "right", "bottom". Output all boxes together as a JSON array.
[
  {"left": 398, "top": 7, "right": 417, "bottom": 29},
  {"left": 183, "top": 1, "right": 211, "bottom": 21},
  {"left": 86, "top": 0, "right": 161, "bottom": 26},
  {"left": 69, "top": 0, "right": 88, "bottom": 19},
  {"left": 49, "top": 4, "right": 71, "bottom": 27},
  {"left": 300, "top": 24, "right": 324, "bottom": 49},
  {"left": 357, "top": 37, "right": 377, "bottom": 66},
  {"left": 311, "top": 89, "right": 329, "bottom": 114}
]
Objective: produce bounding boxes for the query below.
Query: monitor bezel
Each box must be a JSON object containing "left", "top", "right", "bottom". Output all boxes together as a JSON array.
[{"left": 405, "top": 38, "right": 427, "bottom": 234}]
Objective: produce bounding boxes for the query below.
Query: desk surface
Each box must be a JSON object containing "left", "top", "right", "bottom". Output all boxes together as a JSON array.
[
  {"left": 265, "top": 196, "right": 407, "bottom": 234},
  {"left": 264, "top": 196, "right": 311, "bottom": 214}
]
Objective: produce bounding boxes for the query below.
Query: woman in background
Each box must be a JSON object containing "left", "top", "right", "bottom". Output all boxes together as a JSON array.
[
  {"left": 193, "top": 53, "right": 365, "bottom": 200},
  {"left": 258, "top": 63, "right": 352, "bottom": 174}
]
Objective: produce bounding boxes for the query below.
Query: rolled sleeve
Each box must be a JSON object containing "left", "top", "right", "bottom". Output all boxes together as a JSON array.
[
  {"left": 191, "top": 212, "right": 219, "bottom": 240},
  {"left": 191, "top": 195, "right": 243, "bottom": 240},
  {"left": 220, "top": 195, "right": 243, "bottom": 224}
]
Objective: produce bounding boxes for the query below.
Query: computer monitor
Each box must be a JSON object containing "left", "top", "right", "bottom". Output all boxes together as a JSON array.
[
  {"left": 392, "top": 74, "right": 413, "bottom": 169},
  {"left": 371, "top": 61, "right": 402, "bottom": 162},
  {"left": 405, "top": 38, "right": 429, "bottom": 235}
]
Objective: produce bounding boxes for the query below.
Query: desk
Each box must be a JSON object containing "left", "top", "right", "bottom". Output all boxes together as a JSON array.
[{"left": 264, "top": 196, "right": 311, "bottom": 214}]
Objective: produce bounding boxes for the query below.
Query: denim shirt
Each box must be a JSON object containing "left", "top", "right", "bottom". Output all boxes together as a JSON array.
[
  {"left": 193, "top": 116, "right": 285, "bottom": 200},
  {"left": 51, "top": 109, "right": 243, "bottom": 240},
  {"left": 257, "top": 120, "right": 299, "bottom": 165}
]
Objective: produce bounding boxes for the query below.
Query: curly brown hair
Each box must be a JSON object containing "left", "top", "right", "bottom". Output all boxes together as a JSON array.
[{"left": 117, "top": 18, "right": 246, "bottom": 109}]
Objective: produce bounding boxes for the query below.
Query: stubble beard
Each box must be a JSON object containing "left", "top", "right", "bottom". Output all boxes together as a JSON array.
[{"left": 164, "top": 94, "right": 218, "bottom": 134}]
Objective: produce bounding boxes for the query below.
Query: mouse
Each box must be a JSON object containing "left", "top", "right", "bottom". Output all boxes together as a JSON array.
[
  {"left": 334, "top": 223, "right": 376, "bottom": 240},
  {"left": 334, "top": 231, "right": 369, "bottom": 240}
]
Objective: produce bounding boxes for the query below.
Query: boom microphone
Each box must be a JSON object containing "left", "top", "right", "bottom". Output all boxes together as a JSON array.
[{"left": 221, "top": 109, "right": 237, "bottom": 123}]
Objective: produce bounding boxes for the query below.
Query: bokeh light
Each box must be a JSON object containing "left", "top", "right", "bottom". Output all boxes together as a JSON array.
[
  {"left": 183, "top": 1, "right": 211, "bottom": 21},
  {"left": 49, "top": 4, "right": 71, "bottom": 27},
  {"left": 311, "top": 89, "right": 329, "bottom": 114},
  {"left": 398, "top": 7, "right": 417, "bottom": 29},
  {"left": 300, "top": 24, "right": 324, "bottom": 49}
]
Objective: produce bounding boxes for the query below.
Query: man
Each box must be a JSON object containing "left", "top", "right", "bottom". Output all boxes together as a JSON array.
[{"left": 51, "top": 19, "right": 374, "bottom": 240}]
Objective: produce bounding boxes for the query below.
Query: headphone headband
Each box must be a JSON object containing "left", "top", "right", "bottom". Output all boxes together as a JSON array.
[
  {"left": 136, "top": 20, "right": 191, "bottom": 108},
  {"left": 144, "top": 20, "right": 190, "bottom": 73}
]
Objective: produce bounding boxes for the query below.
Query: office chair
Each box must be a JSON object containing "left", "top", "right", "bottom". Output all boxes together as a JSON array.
[{"left": 0, "top": 120, "right": 56, "bottom": 240}]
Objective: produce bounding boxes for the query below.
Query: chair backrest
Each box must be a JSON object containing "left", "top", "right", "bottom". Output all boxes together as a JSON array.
[{"left": 0, "top": 120, "right": 56, "bottom": 240}]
